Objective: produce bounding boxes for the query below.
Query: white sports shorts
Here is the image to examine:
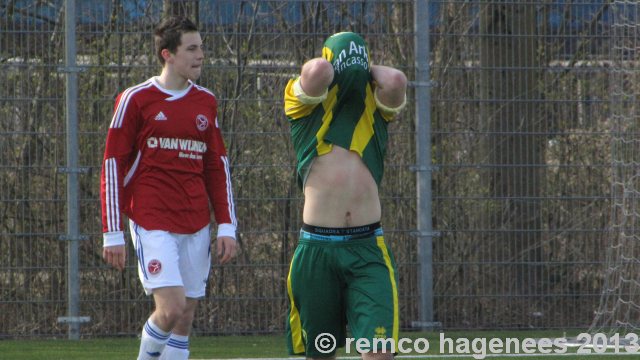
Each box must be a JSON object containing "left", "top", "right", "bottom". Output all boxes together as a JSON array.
[{"left": 129, "top": 220, "right": 211, "bottom": 298}]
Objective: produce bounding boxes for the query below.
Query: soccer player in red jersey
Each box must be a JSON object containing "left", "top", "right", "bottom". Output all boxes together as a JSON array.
[{"left": 100, "top": 16, "right": 237, "bottom": 360}]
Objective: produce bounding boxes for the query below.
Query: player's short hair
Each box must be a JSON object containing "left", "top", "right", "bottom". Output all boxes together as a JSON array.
[{"left": 154, "top": 16, "right": 199, "bottom": 65}]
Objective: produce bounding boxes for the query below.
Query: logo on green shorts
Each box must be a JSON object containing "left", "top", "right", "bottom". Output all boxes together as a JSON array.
[{"left": 374, "top": 326, "right": 387, "bottom": 338}]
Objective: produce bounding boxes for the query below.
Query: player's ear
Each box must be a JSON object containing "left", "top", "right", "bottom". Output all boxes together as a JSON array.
[{"left": 161, "top": 48, "right": 173, "bottom": 64}]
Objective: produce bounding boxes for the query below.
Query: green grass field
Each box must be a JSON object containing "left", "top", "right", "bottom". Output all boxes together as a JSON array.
[{"left": 0, "top": 331, "right": 638, "bottom": 359}]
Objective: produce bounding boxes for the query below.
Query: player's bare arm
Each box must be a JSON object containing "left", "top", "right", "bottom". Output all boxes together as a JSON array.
[
  {"left": 370, "top": 65, "right": 408, "bottom": 110},
  {"left": 299, "top": 58, "right": 334, "bottom": 96}
]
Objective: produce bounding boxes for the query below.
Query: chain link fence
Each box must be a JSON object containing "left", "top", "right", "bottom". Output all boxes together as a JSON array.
[{"left": 0, "top": 0, "right": 626, "bottom": 338}]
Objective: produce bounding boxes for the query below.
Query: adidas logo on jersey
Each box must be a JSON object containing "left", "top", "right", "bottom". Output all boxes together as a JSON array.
[{"left": 154, "top": 111, "right": 167, "bottom": 121}]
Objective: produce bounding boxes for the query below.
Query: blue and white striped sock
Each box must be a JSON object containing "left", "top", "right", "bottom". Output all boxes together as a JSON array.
[
  {"left": 137, "top": 319, "right": 170, "bottom": 360},
  {"left": 159, "top": 334, "right": 189, "bottom": 360}
]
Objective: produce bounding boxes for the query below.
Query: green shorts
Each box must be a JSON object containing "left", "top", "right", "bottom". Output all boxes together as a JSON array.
[{"left": 286, "top": 223, "right": 399, "bottom": 357}]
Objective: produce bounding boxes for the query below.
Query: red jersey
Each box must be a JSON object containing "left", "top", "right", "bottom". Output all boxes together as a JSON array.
[{"left": 100, "top": 78, "right": 236, "bottom": 245}]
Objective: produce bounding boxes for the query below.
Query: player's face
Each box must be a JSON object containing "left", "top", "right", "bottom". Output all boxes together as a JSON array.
[{"left": 170, "top": 32, "right": 204, "bottom": 81}]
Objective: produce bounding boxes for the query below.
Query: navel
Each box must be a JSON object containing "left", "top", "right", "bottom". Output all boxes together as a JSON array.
[{"left": 344, "top": 211, "right": 352, "bottom": 226}]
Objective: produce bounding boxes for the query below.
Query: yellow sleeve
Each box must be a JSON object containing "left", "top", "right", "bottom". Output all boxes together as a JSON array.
[{"left": 284, "top": 78, "right": 319, "bottom": 120}]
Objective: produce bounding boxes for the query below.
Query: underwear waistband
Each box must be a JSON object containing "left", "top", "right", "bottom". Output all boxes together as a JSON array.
[{"left": 300, "top": 222, "right": 382, "bottom": 241}]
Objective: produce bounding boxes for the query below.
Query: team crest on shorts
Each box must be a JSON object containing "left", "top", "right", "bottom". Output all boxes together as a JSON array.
[
  {"left": 196, "top": 114, "right": 209, "bottom": 131},
  {"left": 148, "top": 259, "right": 162, "bottom": 275},
  {"left": 374, "top": 326, "right": 387, "bottom": 338}
]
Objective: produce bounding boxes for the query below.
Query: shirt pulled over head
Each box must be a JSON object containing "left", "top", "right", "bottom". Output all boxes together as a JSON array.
[{"left": 322, "top": 32, "right": 371, "bottom": 93}]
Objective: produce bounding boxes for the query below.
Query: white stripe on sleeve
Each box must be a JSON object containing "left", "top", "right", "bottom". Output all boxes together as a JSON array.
[
  {"left": 221, "top": 156, "right": 237, "bottom": 227},
  {"left": 109, "top": 80, "right": 153, "bottom": 129},
  {"left": 106, "top": 158, "right": 120, "bottom": 232}
]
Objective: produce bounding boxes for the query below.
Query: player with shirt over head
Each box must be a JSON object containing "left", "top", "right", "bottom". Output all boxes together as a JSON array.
[
  {"left": 284, "top": 32, "right": 407, "bottom": 360},
  {"left": 100, "top": 16, "right": 237, "bottom": 360}
]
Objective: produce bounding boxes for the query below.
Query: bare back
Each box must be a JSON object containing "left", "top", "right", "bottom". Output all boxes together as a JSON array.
[{"left": 303, "top": 145, "right": 381, "bottom": 227}]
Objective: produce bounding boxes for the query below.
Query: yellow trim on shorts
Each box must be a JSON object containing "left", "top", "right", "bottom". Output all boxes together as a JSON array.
[
  {"left": 287, "top": 255, "right": 305, "bottom": 354},
  {"left": 376, "top": 236, "right": 399, "bottom": 342}
]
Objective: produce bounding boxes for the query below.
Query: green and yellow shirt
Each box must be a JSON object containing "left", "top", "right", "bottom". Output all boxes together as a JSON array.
[{"left": 284, "top": 32, "right": 396, "bottom": 188}]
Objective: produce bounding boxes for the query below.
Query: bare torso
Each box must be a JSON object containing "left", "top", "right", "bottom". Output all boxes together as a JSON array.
[{"left": 303, "top": 145, "right": 381, "bottom": 227}]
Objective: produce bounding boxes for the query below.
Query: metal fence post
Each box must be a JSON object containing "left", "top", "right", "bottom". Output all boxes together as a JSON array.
[
  {"left": 413, "top": 0, "right": 440, "bottom": 330},
  {"left": 57, "top": 0, "right": 90, "bottom": 339}
]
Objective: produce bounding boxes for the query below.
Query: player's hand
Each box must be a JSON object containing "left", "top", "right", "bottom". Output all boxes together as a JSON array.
[
  {"left": 103, "top": 245, "right": 126, "bottom": 271},
  {"left": 216, "top": 236, "right": 237, "bottom": 265}
]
